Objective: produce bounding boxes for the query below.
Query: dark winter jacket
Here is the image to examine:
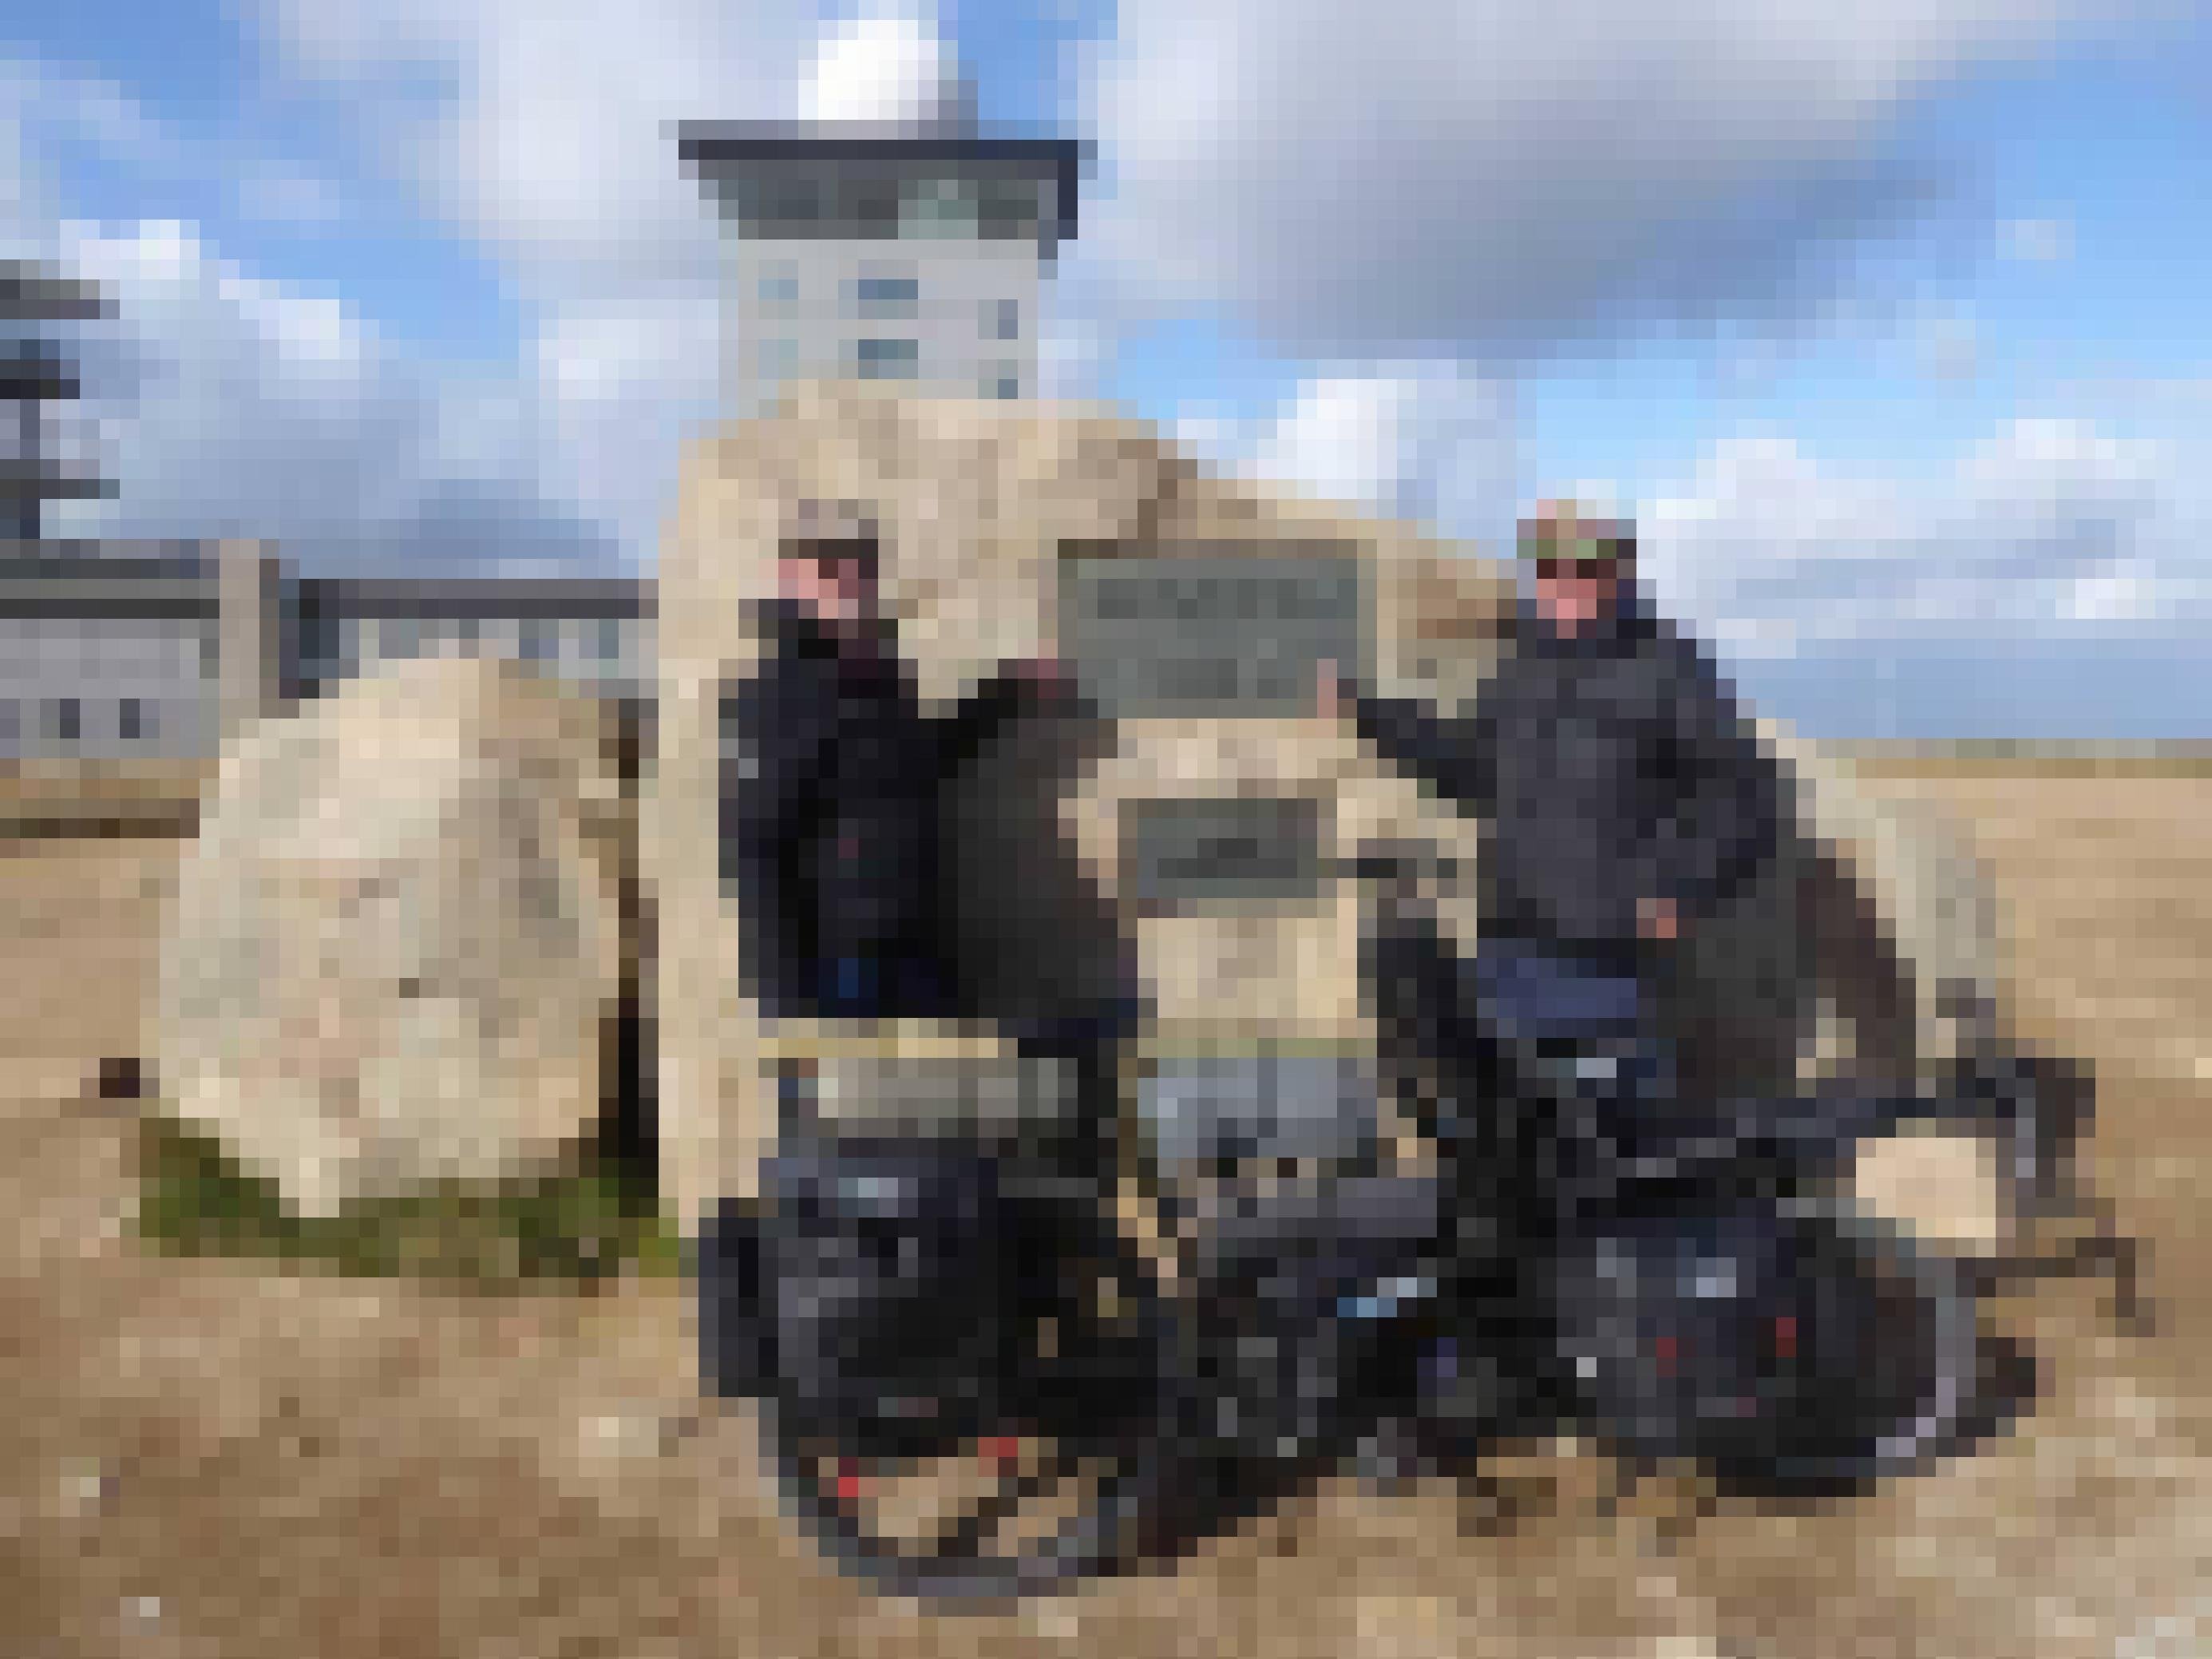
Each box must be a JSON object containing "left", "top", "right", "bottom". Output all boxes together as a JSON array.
[
  {"left": 720, "top": 600, "right": 1062, "bottom": 1019},
  {"left": 1348, "top": 587, "right": 1786, "bottom": 966}
]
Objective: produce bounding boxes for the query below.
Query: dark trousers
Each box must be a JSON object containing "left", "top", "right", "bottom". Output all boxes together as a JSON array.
[{"left": 796, "top": 945, "right": 955, "bottom": 1023}]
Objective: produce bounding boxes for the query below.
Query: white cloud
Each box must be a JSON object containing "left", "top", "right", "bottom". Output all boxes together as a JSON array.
[
  {"left": 235, "top": 0, "right": 849, "bottom": 560},
  {"left": 14, "top": 2, "right": 983, "bottom": 573},
  {"left": 1175, "top": 362, "right": 1518, "bottom": 542},
  {"left": 249, "top": 0, "right": 818, "bottom": 289},
  {"left": 38, "top": 219, "right": 615, "bottom": 571},
  {"left": 3, "top": 7, "right": 849, "bottom": 569},
  {"left": 10, "top": 0, "right": 2191, "bottom": 631},
  {"left": 0, "top": 46, "right": 617, "bottom": 568},
  {"left": 1081, "top": 0, "right": 2166, "bottom": 363},
  {"left": 1640, "top": 415, "right": 2209, "bottom": 663}
]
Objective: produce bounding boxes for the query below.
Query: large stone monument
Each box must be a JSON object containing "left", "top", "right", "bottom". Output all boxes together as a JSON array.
[{"left": 654, "top": 382, "right": 2004, "bottom": 1238}]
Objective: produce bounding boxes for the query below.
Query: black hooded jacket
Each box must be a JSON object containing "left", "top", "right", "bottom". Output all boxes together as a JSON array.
[
  {"left": 1348, "top": 587, "right": 1786, "bottom": 966},
  {"left": 720, "top": 600, "right": 1059, "bottom": 1016}
]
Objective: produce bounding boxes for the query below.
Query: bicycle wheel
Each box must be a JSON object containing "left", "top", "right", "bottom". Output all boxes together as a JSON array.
[{"left": 750, "top": 1215, "right": 1196, "bottom": 1603}]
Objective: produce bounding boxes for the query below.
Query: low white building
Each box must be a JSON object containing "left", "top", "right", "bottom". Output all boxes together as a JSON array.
[
  {"left": 0, "top": 551, "right": 656, "bottom": 762},
  {"left": 292, "top": 575, "right": 655, "bottom": 709},
  {"left": 0, "top": 544, "right": 221, "bottom": 760}
]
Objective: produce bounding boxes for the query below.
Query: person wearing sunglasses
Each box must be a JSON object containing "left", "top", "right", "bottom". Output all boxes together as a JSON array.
[
  {"left": 1317, "top": 499, "right": 1788, "bottom": 1157},
  {"left": 722, "top": 532, "right": 1072, "bottom": 1025}
]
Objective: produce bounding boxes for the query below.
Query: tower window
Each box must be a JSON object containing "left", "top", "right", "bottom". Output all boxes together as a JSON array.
[
  {"left": 852, "top": 276, "right": 919, "bottom": 318},
  {"left": 519, "top": 619, "right": 559, "bottom": 663},
  {"left": 853, "top": 338, "right": 920, "bottom": 380}
]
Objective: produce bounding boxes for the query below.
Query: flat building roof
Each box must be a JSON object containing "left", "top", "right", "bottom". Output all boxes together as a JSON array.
[{"left": 677, "top": 121, "right": 1087, "bottom": 244}]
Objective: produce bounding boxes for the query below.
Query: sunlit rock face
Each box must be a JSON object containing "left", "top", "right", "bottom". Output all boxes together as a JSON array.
[{"left": 153, "top": 652, "right": 628, "bottom": 1219}]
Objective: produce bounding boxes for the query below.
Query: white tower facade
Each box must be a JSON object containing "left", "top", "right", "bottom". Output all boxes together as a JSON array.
[{"left": 679, "top": 125, "right": 1085, "bottom": 417}]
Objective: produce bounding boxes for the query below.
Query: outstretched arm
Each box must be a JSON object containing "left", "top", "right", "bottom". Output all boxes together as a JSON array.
[
  {"left": 935, "top": 659, "right": 1078, "bottom": 776},
  {"left": 1322, "top": 659, "right": 1497, "bottom": 817}
]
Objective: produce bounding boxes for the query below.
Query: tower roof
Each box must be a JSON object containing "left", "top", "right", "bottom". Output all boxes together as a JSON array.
[{"left": 676, "top": 121, "right": 1090, "bottom": 246}]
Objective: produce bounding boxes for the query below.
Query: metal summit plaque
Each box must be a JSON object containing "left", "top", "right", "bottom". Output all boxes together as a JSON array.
[{"left": 1059, "top": 552, "right": 1367, "bottom": 719}]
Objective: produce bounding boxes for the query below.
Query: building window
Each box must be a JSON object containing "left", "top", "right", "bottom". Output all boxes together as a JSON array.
[
  {"left": 592, "top": 617, "right": 625, "bottom": 663},
  {"left": 0, "top": 701, "right": 18, "bottom": 744},
  {"left": 380, "top": 617, "right": 422, "bottom": 661},
  {"left": 758, "top": 337, "right": 799, "bottom": 378},
  {"left": 853, "top": 338, "right": 920, "bottom": 380},
  {"left": 772, "top": 181, "right": 821, "bottom": 224},
  {"left": 978, "top": 178, "right": 1043, "bottom": 240},
  {"left": 988, "top": 372, "right": 1021, "bottom": 401},
  {"left": 48, "top": 698, "right": 80, "bottom": 742},
  {"left": 851, "top": 182, "right": 901, "bottom": 236},
  {"left": 987, "top": 298, "right": 1020, "bottom": 342},
  {"left": 519, "top": 619, "right": 559, "bottom": 664},
  {"left": 900, "top": 177, "right": 979, "bottom": 240},
  {"left": 118, "top": 698, "right": 148, "bottom": 742},
  {"left": 851, "top": 275, "right": 919, "bottom": 319},
  {"left": 757, "top": 271, "right": 799, "bottom": 305}
]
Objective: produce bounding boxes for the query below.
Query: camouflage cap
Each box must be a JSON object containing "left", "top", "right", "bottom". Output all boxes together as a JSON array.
[{"left": 1517, "top": 499, "right": 1634, "bottom": 566}]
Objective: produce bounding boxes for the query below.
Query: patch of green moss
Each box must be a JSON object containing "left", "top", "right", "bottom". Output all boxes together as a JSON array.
[{"left": 133, "top": 1112, "right": 684, "bottom": 1292}]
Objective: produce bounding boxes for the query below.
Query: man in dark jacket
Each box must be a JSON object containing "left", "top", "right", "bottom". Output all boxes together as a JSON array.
[
  {"left": 721, "top": 534, "right": 1071, "bottom": 1024},
  {"left": 1321, "top": 501, "right": 1789, "bottom": 1154}
]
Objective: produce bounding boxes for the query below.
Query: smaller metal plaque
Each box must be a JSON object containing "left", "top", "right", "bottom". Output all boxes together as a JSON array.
[{"left": 1120, "top": 793, "right": 1327, "bottom": 911}]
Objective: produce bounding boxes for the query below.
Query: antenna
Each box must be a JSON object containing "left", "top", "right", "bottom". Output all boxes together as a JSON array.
[{"left": 1, "top": 259, "right": 115, "bottom": 545}]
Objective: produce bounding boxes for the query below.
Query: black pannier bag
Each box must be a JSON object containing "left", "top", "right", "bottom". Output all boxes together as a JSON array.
[{"left": 700, "top": 1132, "right": 1027, "bottom": 1461}]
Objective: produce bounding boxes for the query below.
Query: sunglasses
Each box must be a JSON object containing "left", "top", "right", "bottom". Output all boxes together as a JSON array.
[
  {"left": 785, "top": 549, "right": 879, "bottom": 582},
  {"left": 1531, "top": 558, "right": 1623, "bottom": 581}
]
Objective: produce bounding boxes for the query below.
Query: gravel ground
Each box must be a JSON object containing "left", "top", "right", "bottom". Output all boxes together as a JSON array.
[{"left": 4, "top": 769, "right": 2210, "bottom": 1659}]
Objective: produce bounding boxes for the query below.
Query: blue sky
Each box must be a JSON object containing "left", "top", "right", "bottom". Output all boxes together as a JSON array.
[{"left": 3, "top": 0, "right": 2208, "bottom": 734}]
